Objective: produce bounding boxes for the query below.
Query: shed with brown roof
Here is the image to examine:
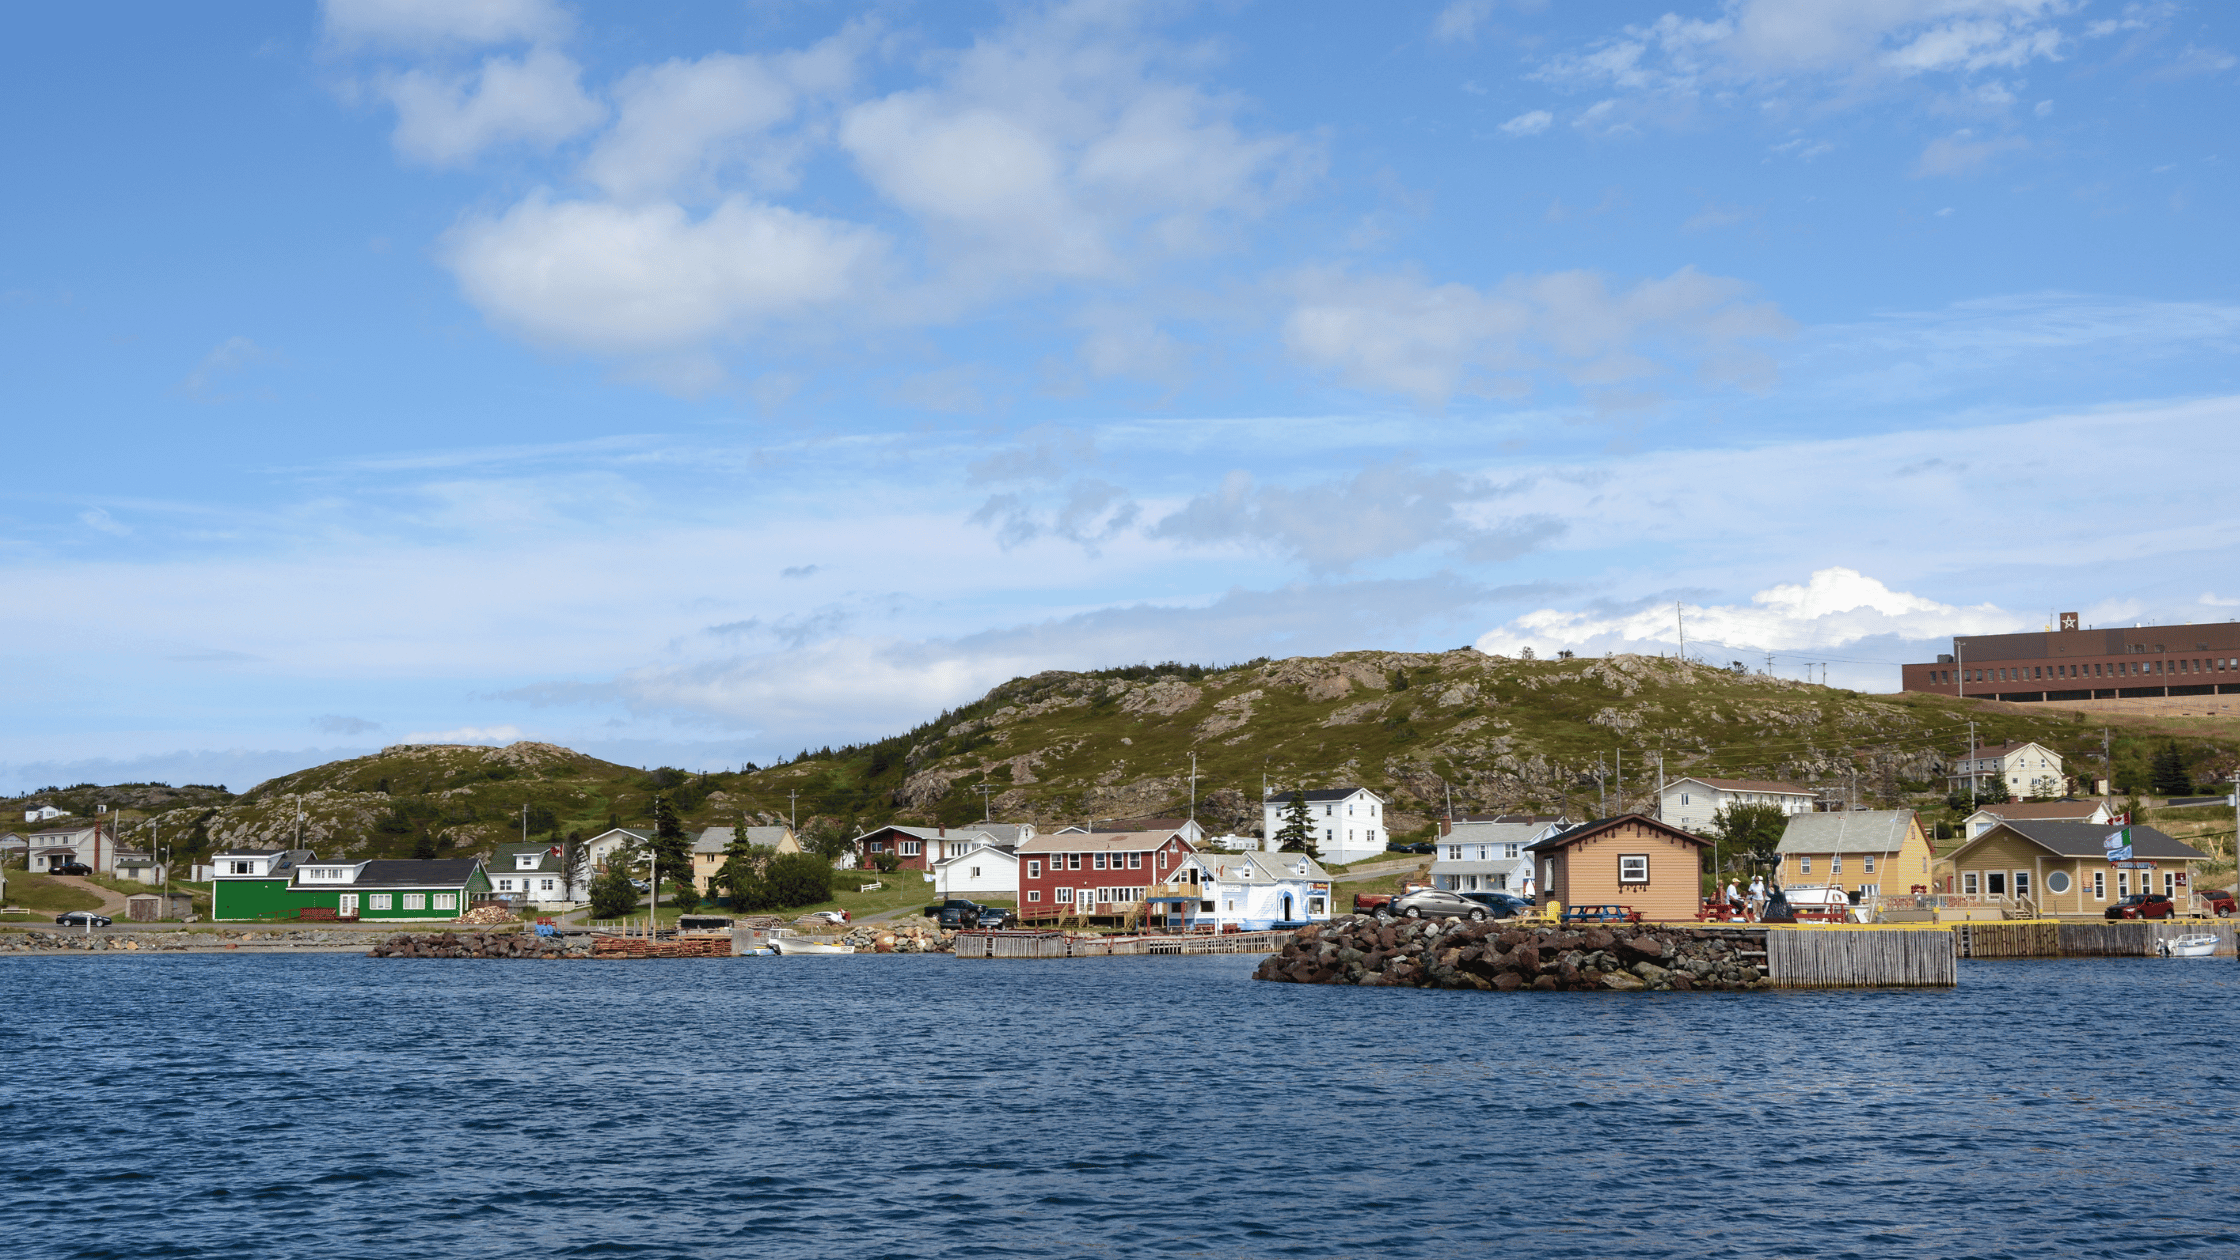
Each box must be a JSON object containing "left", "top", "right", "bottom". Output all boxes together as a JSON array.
[{"left": 1527, "top": 815, "right": 1710, "bottom": 921}]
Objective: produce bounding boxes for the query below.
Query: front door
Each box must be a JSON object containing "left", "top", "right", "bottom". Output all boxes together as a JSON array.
[
  {"left": 339, "top": 893, "right": 359, "bottom": 918},
  {"left": 1281, "top": 893, "right": 1294, "bottom": 921},
  {"left": 1987, "top": 872, "right": 2007, "bottom": 897}
]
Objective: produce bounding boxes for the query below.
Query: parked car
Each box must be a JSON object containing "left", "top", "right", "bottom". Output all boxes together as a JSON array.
[
  {"left": 933, "top": 899, "right": 988, "bottom": 929},
  {"left": 804, "top": 909, "right": 850, "bottom": 925},
  {"left": 973, "top": 906, "right": 1018, "bottom": 929},
  {"left": 2106, "top": 893, "right": 2176, "bottom": 921},
  {"left": 55, "top": 911, "right": 112, "bottom": 927},
  {"left": 2197, "top": 888, "right": 2235, "bottom": 916},
  {"left": 1459, "top": 891, "right": 1533, "bottom": 919},
  {"left": 1386, "top": 888, "right": 1492, "bottom": 922},
  {"left": 51, "top": 863, "right": 93, "bottom": 877},
  {"left": 1353, "top": 892, "right": 1393, "bottom": 915}
]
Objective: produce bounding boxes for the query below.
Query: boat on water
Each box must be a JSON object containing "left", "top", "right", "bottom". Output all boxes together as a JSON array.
[
  {"left": 769, "top": 936, "right": 856, "bottom": 955},
  {"left": 2156, "top": 934, "right": 2219, "bottom": 958}
]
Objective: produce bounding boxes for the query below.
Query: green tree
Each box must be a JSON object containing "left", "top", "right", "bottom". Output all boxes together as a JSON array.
[
  {"left": 412, "top": 828, "right": 437, "bottom": 860},
  {"left": 588, "top": 864, "right": 638, "bottom": 918},
  {"left": 2150, "top": 742, "right": 2194, "bottom": 796},
  {"left": 644, "top": 795, "right": 693, "bottom": 898},
  {"left": 764, "top": 852, "right": 835, "bottom": 908},
  {"left": 1274, "top": 791, "right": 1318, "bottom": 857},
  {"left": 1707, "top": 802, "right": 1788, "bottom": 873},
  {"left": 561, "top": 829, "right": 589, "bottom": 898},
  {"left": 668, "top": 874, "right": 702, "bottom": 914},
  {"left": 721, "top": 855, "right": 771, "bottom": 911}
]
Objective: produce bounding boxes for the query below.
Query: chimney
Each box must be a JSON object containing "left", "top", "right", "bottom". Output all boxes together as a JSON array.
[
  {"left": 938, "top": 824, "right": 945, "bottom": 837},
  {"left": 1440, "top": 818, "right": 1451, "bottom": 836}
]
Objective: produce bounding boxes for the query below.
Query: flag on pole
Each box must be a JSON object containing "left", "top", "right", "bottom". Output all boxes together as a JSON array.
[{"left": 2103, "top": 825, "right": 2132, "bottom": 862}]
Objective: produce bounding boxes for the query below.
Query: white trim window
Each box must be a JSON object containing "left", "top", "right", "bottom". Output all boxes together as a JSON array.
[
  {"left": 403, "top": 893, "right": 427, "bottom": 910},
  {"left": 1618, "top": 854, "right": 1649, "bottom": 884},
  {"left": 899, "top": 841, "right": 922, "bottom": 857},
  {"left": 1027, "top": 860, "right": 1042, "bottom": 878},
  {"left": 1055, "top": 887, "right": 1073, "bottom": 903},
  {"left": 368, "top": 894, "right": 394, "bottom": 910},
  {"left": 433, "top": 893, "right": 457, "bottom": 910},
  {"left": 2092, "top": 870, "right": 2105, "bottom": 900},
  {"left": 1027, "top": 890, "right": 1041, "bottom": 902},
  {"left": 1961, "top": 871, "right": 1978, "bottom": 896}
]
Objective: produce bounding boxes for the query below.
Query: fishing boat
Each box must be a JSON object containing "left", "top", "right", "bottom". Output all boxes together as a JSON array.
[
  {"left": 768, "top": 935, "right": 855, "bottom": 955},
  {"left": 2156, "top": 934, "right": 2219, "bottom": 958}
]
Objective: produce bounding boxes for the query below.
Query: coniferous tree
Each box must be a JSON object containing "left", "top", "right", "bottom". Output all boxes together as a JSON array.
[
  {"left": 1275, "top": 791, "right": 1318, "bottom": 857},
  {"left": 2150, "top": 742, "right": 2194, "bottom": 796},
  {"left": 588, "top": 864, "right": 638, "bottom": 918}
]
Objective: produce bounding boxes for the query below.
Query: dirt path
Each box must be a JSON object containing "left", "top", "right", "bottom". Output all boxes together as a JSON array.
[{"left": 49, "top": 876, "right": 132, "bottom": 917}]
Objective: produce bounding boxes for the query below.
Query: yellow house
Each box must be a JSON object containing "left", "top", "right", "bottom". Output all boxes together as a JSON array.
[
  {"left": 1774, "top": 810, "right": 1936, "bottom": 904},
  {"left": 1940, "top": 820, "right": 2209, "bottom": 918},
  {"left": 689, "top": 825, "right": 802, "bottom": 895}
]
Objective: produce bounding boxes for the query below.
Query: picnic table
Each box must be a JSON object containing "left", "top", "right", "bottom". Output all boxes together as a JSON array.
[{"left": 1562, "top": 904, "right": 1643, "bottom": 924}]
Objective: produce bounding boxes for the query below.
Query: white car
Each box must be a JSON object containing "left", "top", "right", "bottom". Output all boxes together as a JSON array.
[{"left": 804, "top": 909, "right": 850, "bottom": 925}]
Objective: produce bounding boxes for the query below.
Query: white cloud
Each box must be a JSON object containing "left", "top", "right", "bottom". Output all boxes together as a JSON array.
[
  {"left": 401, "top": 724, "right": 525, "bottom": 744},
  {"left": 382, "top": 45, "right": 606, "bottom": 166},
  {"left": 1282, "top": 265, "right": 1792, "bottom": 407},
  {"left": 79, "top": 508, "right": 132, "bottom": 537},
  {"left": 1913, "top": 128, "right": 2027, "bottom": 176},
  {"left": 1433, "top": 1, "right": 1500, "bottom": 45},
  {"left": 1500, "top": 109, "right": 1555, "bottom": 136},
  {"left": 322, "top": 0, "right": 568, "bottom": 50},
  {"left": 444, "top": 193, "right": 887, "bottom": 365},
  {"left": 178, "top": 335, "right": 275, "bottom": 400},
  {"left": 1150, "top": 464, "right": 1563, "bottom": 572},
  {"left": 1477, "top": 567, "right": 2024, "bottom": 658}
]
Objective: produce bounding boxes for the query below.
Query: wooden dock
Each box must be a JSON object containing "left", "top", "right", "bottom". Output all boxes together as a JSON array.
[
  {"left": 2056, "top": 921, "right": 2236, "bottom": 957},
  {"left": 1765, "top": 926, "right": 1956, "bottom": 988},
  {"left": 954, "top": 929, "right": 1290, "bottom": 959}
]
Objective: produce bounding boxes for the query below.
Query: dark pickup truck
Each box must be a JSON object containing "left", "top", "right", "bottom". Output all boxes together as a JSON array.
[{"left": 924, "top": 899, "right": 1014, "bottom": 929}]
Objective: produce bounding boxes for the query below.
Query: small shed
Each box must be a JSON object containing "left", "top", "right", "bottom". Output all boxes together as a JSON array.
[
  {"left": 126, "top": 893, "right": 164, "bottom": 922},
  {"left": 1527, "top": 814, "right": 1712, "bottom": 921}
]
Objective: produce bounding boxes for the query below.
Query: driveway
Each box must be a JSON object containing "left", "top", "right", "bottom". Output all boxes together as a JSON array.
[{"left": 47, "top": 875, "right": 132, "bottom": 917}]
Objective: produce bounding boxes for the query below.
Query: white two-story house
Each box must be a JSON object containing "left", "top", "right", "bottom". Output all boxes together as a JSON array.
[
  {"left": 1661, "top": 778, "right": 1817, "bottom": 833},
  {"left": 1262, "top": 788, "right": 1387, "bottom": 865},
  {"left": 1430, "top": 819, "right": 1567, "bottom": 897},
  {"left": 1172, "top": 850, "right": 1333, "bottom": 929},
  {"left": 1946, "top": 742, "right": 2066, "bottom": 800}
]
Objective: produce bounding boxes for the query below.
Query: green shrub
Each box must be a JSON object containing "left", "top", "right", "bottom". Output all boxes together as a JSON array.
[
  {"left": 588, "top": 866, "right": 639, "bottom": 918},
  {"left": 764, "top": 853, "right": 835, "bottom": 909}
]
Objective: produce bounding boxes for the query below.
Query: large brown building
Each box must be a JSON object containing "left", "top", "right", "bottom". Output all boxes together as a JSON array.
[{"left": 1902, "top": 615, "right": 2240, "bottom": 703}]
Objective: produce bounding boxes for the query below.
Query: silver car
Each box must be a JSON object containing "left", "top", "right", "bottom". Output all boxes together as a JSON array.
[{"left": 1384, "top": 888, "right": 1491, "bottom": 922}]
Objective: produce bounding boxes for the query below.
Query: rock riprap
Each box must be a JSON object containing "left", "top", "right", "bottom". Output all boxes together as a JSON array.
[
  {"left": 1252, "top": 917, "right": 1770, "bottom": 991},
  {"left": 369, "top": 931, "right": 592, "bottom": 959}
]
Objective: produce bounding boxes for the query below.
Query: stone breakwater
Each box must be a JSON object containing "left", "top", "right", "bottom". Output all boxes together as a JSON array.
[
  {"left": 1252, "top": 918, "right": 1771, "bottom": 991},
  {"left": 841, "top": 922, "right": 955, "bottom": 953},
  {"left": 0, "top": 929, "right": 373, "bottom": 953},
  {"left": 370, "top": 931, "right": 595, "bottom": 959}
]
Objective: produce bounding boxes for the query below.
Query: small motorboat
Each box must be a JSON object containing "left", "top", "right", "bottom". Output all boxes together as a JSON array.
[
  {"left": 2156, "top": 934, "right": 2219, "bottom": 958},
  {"left": 768, "top": 935, "right": 855, "bottom": 955}
]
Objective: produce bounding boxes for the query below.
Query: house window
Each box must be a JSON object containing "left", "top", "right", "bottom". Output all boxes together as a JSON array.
[
  {"left": 2046, "top": 870, "right": 2071, "bottom": 895},
  {"left": 1156, "top": 852, "right": 1166, "bottom": 871},
  {"left": 2013, "top": 871, "right": 2031, "bottom": 899},
  {"left": 1617, "top": 854, "right": 1649, "bottom": 884},
  {"left": 1055, "top": 888, "right": 1073, "bottom": 903},
  {"left": 403, "top": 893, "right": 427, "bottom": 910},
  {"left": 2118, "top": 871, "right": 2129, "bottom": 897},
  {"left": 1093, "top": 853, "right": 1107, "bottom": 871},
  {"left": 2165, "top": 872, "right": 2177, "bottom": 897},
  {"left": 969, "top": 866, "right": 982, "bottom": 878},
  {"left": 1962, "top": 872, "right": 1978, "bottom": 896},
  {"left": 899, "top": 841, "right": 922, "bottom": 857},
  {"left": 540, "top": 879, "right": 555, "bottom": 891},
  {"left": 1128, "top": 853, "right": 1142, "bottom": 869},
  {"left": 1863, "top": 855, "right": 1875, "bottom": 874},
  {"left": 869, "top": 841, "right": 888, "bottom": 853},
  {"left": 1307, "top": 897, "right": 1327, "bottom": 915},
  {"left": 2092, "top": 870, "right": 2105, "bottom": 900},
  {"left": 1681, "top": 793, "right": 1691, "bottom": 805},
  {"left": 230, "top": 861, "right": 254, "bottom": 875},
  {"left": 1028, "top": 860, "right": 1042, "bottom": 877},
  {"left": 1447, "top": 846, "right": 1462, "bottom": 860},
  {"left": 1831, "top": 855, "right": 1842, "bottom": 875},
  {"left": 1987, "top": 872, "right": 2007, "bottom": 897},
  {"left": 1067, "top": 853, "right": 1081, "bottom": 870},
  {"left": 368, "top": 894, "right": 393, "bottom": 910},
  {"left": 1027, "top": 890, "right": 1040, "bottom": 902},
  {"left": 1799, "top": 856, "right": 1812, "bottom": 875},
  {"left": 497, "top": 879, "right": 513, "bottom": 892},
  {"left": 433, "top": 893, "right": 457, "bottom": 910}
]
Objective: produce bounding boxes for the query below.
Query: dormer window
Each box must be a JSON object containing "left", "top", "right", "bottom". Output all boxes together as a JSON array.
[{"left": 515, "top": 853, "right": 540, "bottom": 870}]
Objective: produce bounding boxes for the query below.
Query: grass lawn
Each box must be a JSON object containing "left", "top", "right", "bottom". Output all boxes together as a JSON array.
[{"left": 4, "top": 872, "right": 104, "bottom": 913}]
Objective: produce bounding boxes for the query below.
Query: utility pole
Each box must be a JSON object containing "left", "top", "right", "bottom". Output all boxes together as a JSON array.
[
  {"left": 1596, "top": 754, "right": 1606, "bottom": 815},
  {"left": 521, "top": 802, "right": 528, "bottom": 848},
  {"left": 788, "top": 790, "right": 798, "bottom": 833},
  {"left": 1764, "top": 651, "right": 1775, "bottom": 676},
  {"left": 1188, "top": 752, "right": 1198, "bottom": 824},
  {"left": 1968, "top": 721, "right": 1978, "bottom": 809},
  {"left": 1676, "top": 602, "right": 1685, "bottom": 664},
  {"left": 1615, "top": 747, "right": 1624, "bottom": 814},
  {"left": 1655, "top": 752, "right": 1666, "bottom": 821},
  {"left": 977, "top": 781, "right": 993, "bottom": 821},
  {"left": 2101, "top": 728, "right": 2112, "bottom": 798}
]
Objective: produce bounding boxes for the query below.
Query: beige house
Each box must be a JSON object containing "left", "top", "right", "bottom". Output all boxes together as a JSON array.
[
  {"left": 1947, "top": 741, "right": 2066, "bottom": 800},
  {"left": 1775, "top": 811, "right": 1937, "bottom": 903},
  {"left": 689, "top": 825, "right": 802, "bottom": 895},
  {"left": 1940, "top": 820, "right": 2209, "bottom": 918},
  {"left": 1960, "top": 799, "right": 2114, "bottom": 840},
  {"left": 1660, "top": 777, "right": 1817, "bottom": 834}
]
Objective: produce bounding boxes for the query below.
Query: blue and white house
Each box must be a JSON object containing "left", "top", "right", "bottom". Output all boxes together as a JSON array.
[
  {"left": 1430, "top": 820, "right": 1567, "bottom": 897},
  {"left": 1175, "top": 850, "right": 1333, "bottom": 929}
]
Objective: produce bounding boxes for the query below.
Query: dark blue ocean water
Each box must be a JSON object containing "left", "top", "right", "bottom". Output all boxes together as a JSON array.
[{"left": 3, "top": 952, "right": 2237, "bottom": 1260}]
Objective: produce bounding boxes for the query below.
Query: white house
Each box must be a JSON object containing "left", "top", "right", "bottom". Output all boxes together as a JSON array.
[
  {"left": 582, "top": 827, "right": 654, "bottom": 875},
  {"left": 488, "top": 841, "right": 586, "bottom": 908},
  {"left": 1174, "top": 849, "right": 1333, "bottom": 929},
  {"left": 24, "top": 804, "right": 67, "bottom": 823},
  {"left": 1947, "top": 742, "right": 2067, "bottom": 800},
  {"left": 1429, "top": 819, "right": 1566, "bottom": 896},
  {"left": 1661, "top": 777, "right": 1817, "bottom": 833},
  {"left": 931, "top": 843, "right": 1020, "bottom": 898},
  {"left": 1959, "top": 798, "right": 2113, "bottom": 840},
  {"left": 1262, "top": 788, "right": 1387, "bottom": 864},
  {"left": 26, "top": 819, "right": 121, "bottom": 874}
]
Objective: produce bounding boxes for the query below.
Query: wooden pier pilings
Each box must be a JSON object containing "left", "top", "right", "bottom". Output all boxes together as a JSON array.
[
  {"left": 1952, "top": 921, "right": 2062, "bottom": 959},
  {"left": 954, "top": 929, "right": 1291, "bottom": 958},
  {"left": 1764, "top": 927, "right": 1956, "bottom": 988},
  {"left": 2056, "top": 921, "right": 2236, "bottom": 957}
]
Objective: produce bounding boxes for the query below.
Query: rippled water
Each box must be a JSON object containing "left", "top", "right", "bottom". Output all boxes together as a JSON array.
[{"left": 3, "top": 952, "right": 2236, "bottom": 1259}]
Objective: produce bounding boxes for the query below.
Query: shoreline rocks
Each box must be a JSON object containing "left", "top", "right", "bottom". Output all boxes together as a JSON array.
[
  {"left": 1251, "top": 916, "right": 1771, "bottom": 991},
  {"left": 371, "top": 931, "right": 593, "bottom": 959}
]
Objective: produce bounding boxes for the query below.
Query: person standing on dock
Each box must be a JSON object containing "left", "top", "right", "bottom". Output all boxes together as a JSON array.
[{"left": 1748, "top": 874, "right": 1766, "bottom": 913}]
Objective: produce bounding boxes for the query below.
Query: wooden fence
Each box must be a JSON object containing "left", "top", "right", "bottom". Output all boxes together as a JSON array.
[
  {"left": 1766, "top": 926, "right": 1956, "bottom": 988},
  {"left": 954, "top": 930, "right": 1290, "bottom": 959}
]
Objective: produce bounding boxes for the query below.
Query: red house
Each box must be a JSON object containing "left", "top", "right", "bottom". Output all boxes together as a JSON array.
[
  {"left": 851, "top": 824, "right": 1006, "bottom": 873},
  {"left": 1016, "top": 829, "right": 1196, "bottom": 922}
]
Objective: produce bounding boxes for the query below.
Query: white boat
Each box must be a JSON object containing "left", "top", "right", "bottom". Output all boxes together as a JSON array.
[
  {"left": 2156, "top": 934, "right": 2219, "bottom": 958},
  {"left": 769, "top": 936, "right": 856, "bottom": 955}
]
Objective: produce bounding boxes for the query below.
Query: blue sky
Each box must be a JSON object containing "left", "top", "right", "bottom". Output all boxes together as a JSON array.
[{"left": 4, "top": 0, "right": 2237, "bottom": 792}]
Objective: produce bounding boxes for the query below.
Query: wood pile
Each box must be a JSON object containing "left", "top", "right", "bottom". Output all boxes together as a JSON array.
[
  {"left": 589, "top": 934, "right": 730, "bottom": 958},
  {"left": 1252, "top": 917, "right": 1771, "bottom": 991}
]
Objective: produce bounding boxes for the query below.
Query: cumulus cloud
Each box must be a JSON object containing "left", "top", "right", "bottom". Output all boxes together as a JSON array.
[
  {"left": 1499, "top": 109, "right": 1555, "bottom": 135},
  {"left": 1913, "top": 128, "right": 2027, "bottom": 176},
  {"left": 1476, "top": 567, "right": 2025, "bottom": 658},
  {"left": 382, "top": 45, "right": 606, "bottom": 166},
  {"left": 1282, "top": 265, "right": 1792, "bottom": 407},
  {"left": 445, "top": 193, "right": 886, "bottom": 363},
  {"left": 322, "top": 0, "right": 568, "bottom": 50},
  {"left": 1150, "top": 463, "right": 1562, "bottom": 572},
  {"left": 401, "top": 724, "right": 525, "bottom": 744},
  {"left": 1432, "top": 1, "right": 1501, "bottom": 45}
]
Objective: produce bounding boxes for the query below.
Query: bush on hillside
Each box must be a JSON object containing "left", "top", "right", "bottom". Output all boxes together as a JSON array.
[
  {"left": 589, "top": 866, "right": 639, "bottom": 918},
  {"left": 764, "top": 853, "right": 835, "bottom": 909}
]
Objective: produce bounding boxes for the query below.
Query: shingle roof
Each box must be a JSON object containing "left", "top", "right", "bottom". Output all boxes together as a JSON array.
[
  {"left": 691, "top": 826, "right": 794, "bottom": 854},
  {"left": 1263, "top": 788, "right": 1383, "bottom": 803},
  {"left": 1964, "top": 801, "right": 2107, "bottom": 821},
  {"left": 1981, "top": 821, "right": 2209, "bottom": 862},
  {"left": 1018, "top": 829, "right": 1188, "bottom": 854},
  {"left": 1776, "top": 811, "right": 1918, "bottom": 854},
  {"left": 1675, "top": 776, "right": 1816, "bottom": 796},
  {"left": 492, "top": 841, "right": 564, "bottom": 872},
  {"left": 354, "top": 858, "right": 483, "bottom": 887},
  {"left": 1093, "top": 818, "right": 1190, "bottom": 832},
  {"left": 1527, "top": 814, "right": 1708, "bottom": 853},
  {"left": 1190, "top": 850, "right": 1329, "bottom": 884},
  {"left": 1442, "top": 821, "right": 1552, "bottom": 846}
]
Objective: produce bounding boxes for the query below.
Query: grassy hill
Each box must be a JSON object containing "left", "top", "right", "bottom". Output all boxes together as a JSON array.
[{"left": 8, "top": 649, "right": 2235, "bottom": 866}]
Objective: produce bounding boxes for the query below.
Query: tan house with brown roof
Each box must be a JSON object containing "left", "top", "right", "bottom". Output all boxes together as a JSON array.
[
  {"left": 1528, "top": 815, "right": 1711, "bottom": 921},
  {"left": 1776, "top": 810, "right": 1937, "bottom": 903},
  {"left": 1660, "top": 776, "right": 1817, "bottom": 834},
  {"left": 1940, "top": 820, "right": 2209, "bottom": 917}
]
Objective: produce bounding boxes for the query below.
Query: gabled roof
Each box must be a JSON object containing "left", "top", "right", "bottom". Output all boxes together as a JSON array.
[
  {"left": 1962, "top": 800, "right": 2107, "bottom": 822},
  {"left": 1962, "top": 741, "right": 2052, "bottom": 761},
  {"left": 1527, "top": 814, "right": 1709, "bottom": 853},
  {"left": 854, "top": 824, "right": 998, "bottom": 844},
  {"left": 28, "top": 819, "right": 109, "bottom": 839},
  {"left": 1187, "top": 850, "right": 1329, "bottom": 884},
  {"left": 690, "top": 826, "right": 795, "bottom": 854},
  {"left": 1671, "top": 776, "right": 1815, "bottom": 797},
  {"left": 492, "top": 841, "right": 564, "bottom": 871},
  {"left": 587, "top": 827, "right": 654, "bottom": 843},
  {"left": 1092, "top": 817, "right": 1196, "bottom": 832},
  {"left": 1018, "top": 829, "right": 1189, "bottom": 854},
  {"left": 1955, "top": 821, "right": 2208, "bottom": 863},
  {"left": 1776, "top": 810, "right": 1919, "bottom": 854},
  {"left": 1442, "top": 821, "right": 1557, "bottom": 847},
  {"left": 1262, "top": 788, "right": 1383, "bottom": 803},
  {"left": 932, "top": 844, "right": 1018, "bottom": 868},
  {"left": 1454, "top": 814, "right": 1569, "bottom": 825},
  {"left": 354, "top": 858, "right": 484, "bottom": 887}
]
